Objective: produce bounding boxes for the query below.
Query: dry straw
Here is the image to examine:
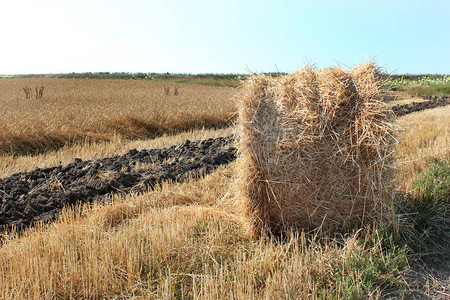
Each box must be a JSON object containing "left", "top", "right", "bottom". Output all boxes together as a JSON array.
[{"left": 236, "top": 62, "right": 397, "bottom": 238}]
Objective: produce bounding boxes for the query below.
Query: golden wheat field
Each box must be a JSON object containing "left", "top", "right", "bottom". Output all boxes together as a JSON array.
[
  {"left": 0, "top": 78, "right": 236, "bottom": 155},
  {"left": 0, "top": 76, "right": 448, "bottom": 299}
]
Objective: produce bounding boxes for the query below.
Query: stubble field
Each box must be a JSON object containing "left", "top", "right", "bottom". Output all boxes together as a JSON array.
[
  {"left": 0, "top": 78, "right": 236, "bottom": 155},
  {"left": 0, "top": 75, "right": 448, "bottom": 299}
]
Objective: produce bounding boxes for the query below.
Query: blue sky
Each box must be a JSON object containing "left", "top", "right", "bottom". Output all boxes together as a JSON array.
[{"left": 1, "top": 0, "right": 449, "bottom": 74}]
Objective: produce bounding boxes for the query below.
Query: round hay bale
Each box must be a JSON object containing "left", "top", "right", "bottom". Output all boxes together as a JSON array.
[{"left": 236, "top": 62, "right": 396, "bottom": 238}]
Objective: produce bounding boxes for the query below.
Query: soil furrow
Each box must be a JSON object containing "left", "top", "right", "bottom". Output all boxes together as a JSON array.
[
  {"left": 392, "top": 95, "right": 449, "bottom": 116},
  {"left": 0, "top": 136, "right": 236, "bottom": 232}
]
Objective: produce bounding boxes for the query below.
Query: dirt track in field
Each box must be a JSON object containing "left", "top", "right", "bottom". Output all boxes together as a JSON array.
[{"left": 0, "top": 96, "right": 448, "bottom": 232}]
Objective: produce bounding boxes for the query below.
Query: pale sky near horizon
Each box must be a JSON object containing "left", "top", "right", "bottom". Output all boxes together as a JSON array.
[{"left": 1, "top": 0, "right": 449, "bottom": 75}]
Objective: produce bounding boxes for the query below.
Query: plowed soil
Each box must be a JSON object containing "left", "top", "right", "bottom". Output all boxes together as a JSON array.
[
  {"left": 0, "top": 96, "right": 448, "bottom": 232},
  {"left": 392, "top": 95, "right": 449, "bottom": 116},
  {"left": 0, "top": 136, "right": 236, "bottom": 232}
]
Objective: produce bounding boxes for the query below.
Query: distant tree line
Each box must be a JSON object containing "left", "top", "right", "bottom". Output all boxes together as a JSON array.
[{"left": 9, "top": 72, "right": 449, "bottom": 82}]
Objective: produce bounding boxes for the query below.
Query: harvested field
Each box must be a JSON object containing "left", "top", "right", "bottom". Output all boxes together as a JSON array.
[
  {"left": 0, "top": 78, "right": 236, "bottom": 155},
  {"left": 0, "top": 89, "right": 448, "bottom": 298},
  {"left": 1, "top": 96, "right": 447, "bottom": 234}
]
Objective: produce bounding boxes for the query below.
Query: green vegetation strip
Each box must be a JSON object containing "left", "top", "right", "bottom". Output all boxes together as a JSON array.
[
  {"left": 385, "top": 75, "right": 450, "bottom": 96},
  {"left": 396, "top": 157, "right": 450, "bottom": 255}
]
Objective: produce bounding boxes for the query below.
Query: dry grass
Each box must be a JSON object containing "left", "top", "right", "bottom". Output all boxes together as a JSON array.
[
  {"left": 0, "top": 80, "right": 448, "bottom": 298},
  {"left": 0, "top": 162, "right": 407, "bottom": 299},
  {"left": 0, "top": 78, "right": 236, "bottom": 155},
  {"left": 395, "top": 105, "right": 450, "bottom": 191},
  {"left": 388, "top": 91, "right": 429, "bottom": 106}
]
